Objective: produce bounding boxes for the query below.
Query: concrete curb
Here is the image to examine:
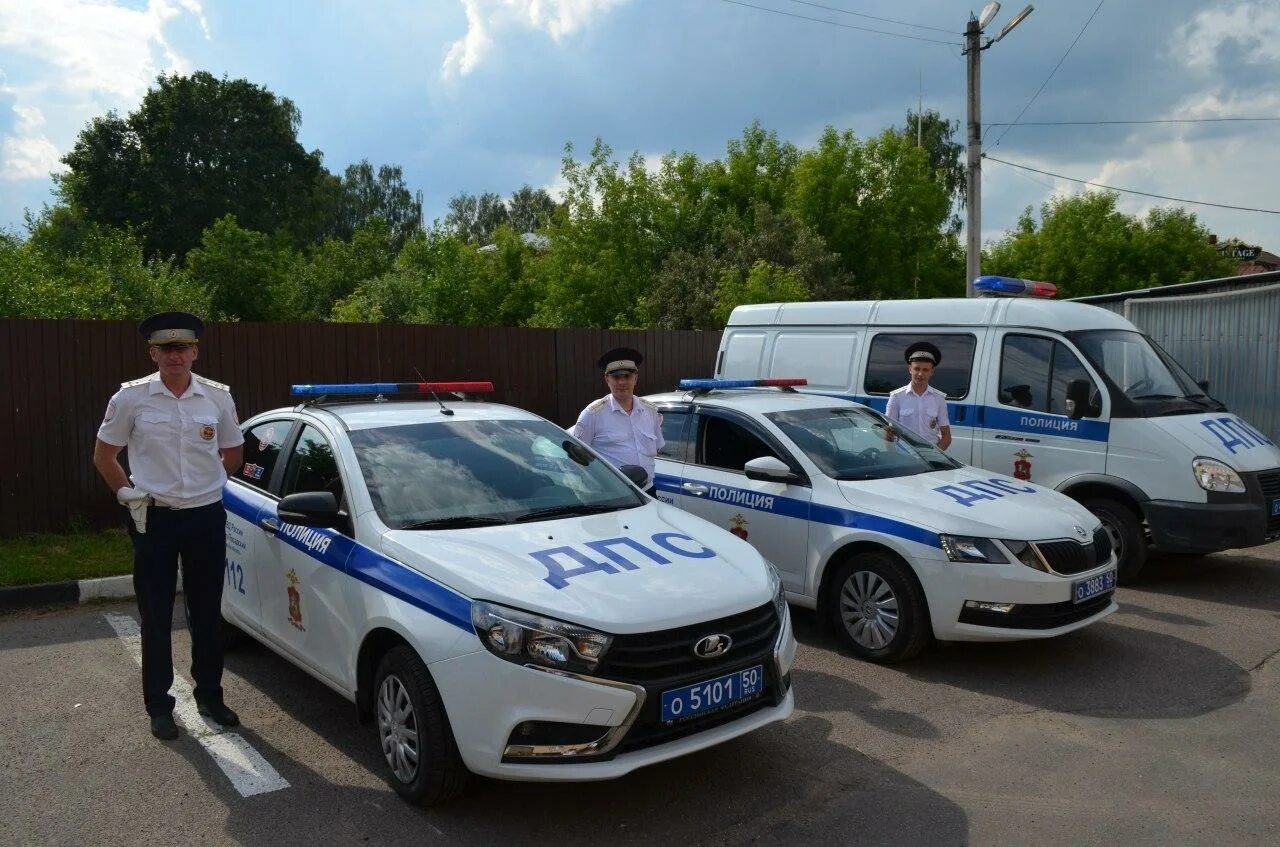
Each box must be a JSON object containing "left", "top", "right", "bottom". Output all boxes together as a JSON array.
[{"left": 0, "top": 573, "right": 182, "bottom": 613}]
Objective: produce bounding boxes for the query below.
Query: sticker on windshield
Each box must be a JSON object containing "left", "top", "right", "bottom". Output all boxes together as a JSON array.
[{"left": 1200, "top": 416, "right": 1274, "bottom": 454}]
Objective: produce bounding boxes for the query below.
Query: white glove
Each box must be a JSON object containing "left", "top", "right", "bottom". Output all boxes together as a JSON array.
[{"left": 117, "top": 486, "right": 152, "bottom": 534}]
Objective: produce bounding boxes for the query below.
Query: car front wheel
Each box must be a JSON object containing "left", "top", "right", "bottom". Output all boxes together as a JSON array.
[
  {"left": 374, "top": 645, "right": 468, "bottom": 805},
  {"left": 826, "top": 551, "right": 930, "bottom": 663}
]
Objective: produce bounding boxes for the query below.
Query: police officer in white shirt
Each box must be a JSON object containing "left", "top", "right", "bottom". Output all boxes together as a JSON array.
[
  {"left": 571, "top": 347, "right": 665, "bottom": 494},
  {"left": 885, "top": 341, "right": 952, "bottom": 451},
  {"left": 92, "top": 312, "right": 245, "bottom": 741}
]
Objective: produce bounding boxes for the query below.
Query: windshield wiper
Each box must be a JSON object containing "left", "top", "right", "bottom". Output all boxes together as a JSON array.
[
  {"left": 401, "top": 516, "right": 508, "bottom": 530},
  {"left": 513, "top": 504, "right": 628, "bottom": 523}
]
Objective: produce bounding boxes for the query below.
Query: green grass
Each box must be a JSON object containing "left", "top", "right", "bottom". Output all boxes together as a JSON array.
[{"left": 0, "top": 530, "right": 133, "bottom": 588}]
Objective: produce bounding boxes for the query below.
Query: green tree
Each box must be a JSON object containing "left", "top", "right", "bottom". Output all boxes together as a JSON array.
[
  {"left": 278, "top": 218, "right": 397, "bottom": 321},
  {"left": 331, "top": 160, "right": 423, "bottom": 250},
  {"left": 713, "top": 260, "right": 810, "bottom": 325},
  {"left": 185, "top": 215, "right": 299, "bottom": 320},
  {"left": 507, "top": 186, "right": 558, "bottom": 234},
  {"left": 58, "top": 71, "right": 329, "bottom": 260},
  {"left": 898, "top": 109, "right": 965, "bottom": 209},
  {"left": 445, "top": 192, "right": 510, "bottom": 244}
]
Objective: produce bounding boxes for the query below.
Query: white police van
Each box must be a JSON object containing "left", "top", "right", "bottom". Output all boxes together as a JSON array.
[
  {"left": 716, "top": 277, "right": 1280, "bottom": 582},
  {"left": 646, "top": 378, "right": 1118, "bottom": 664},
  {"left": 221, "top": 381, "right": 795, "bottom": 805}
]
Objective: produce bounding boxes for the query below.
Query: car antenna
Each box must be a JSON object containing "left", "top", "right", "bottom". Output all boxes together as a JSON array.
[{"left": 414, "top": 366, "right": 454, "bottom": 416}]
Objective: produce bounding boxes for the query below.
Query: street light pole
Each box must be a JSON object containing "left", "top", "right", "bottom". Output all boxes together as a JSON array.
[
  {"left": 965, "top": 17, "right": 982, "bottom": 298},
  {"left": 963, "top": 4, "right": 1034, "bottom": 298}
]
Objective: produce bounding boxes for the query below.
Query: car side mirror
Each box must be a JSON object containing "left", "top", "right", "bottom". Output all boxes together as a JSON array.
[
  {"left": 619, "top": 464, "right": 649, "bottom": 488},
  {"left": 278, "top": 491, "right": 343, "bottom": 528},
  {"left": 1197, "top": 378, "right": 1210, "bottom": 393},
  {"left": 1065, "top": 379, "right": 1100, "bottom": 420},
  {"left": 744, "top": 456, "right": 800, "bottom": 484}
]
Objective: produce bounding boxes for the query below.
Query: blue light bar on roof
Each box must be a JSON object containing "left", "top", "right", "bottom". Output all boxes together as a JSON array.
[
  {"left": 973, "top": 276, "right": 1058, "bottom": 298},
  {"left": 679, "top": 378, "right": 808, "bottom": 390},
  {"left": 291, "top": 381, "right": 494, "bottom": 396}
]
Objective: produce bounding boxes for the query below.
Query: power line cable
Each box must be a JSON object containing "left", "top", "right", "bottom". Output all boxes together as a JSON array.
[
  {"left": 989, "top": 0, "right": 1107, "bottom": 148},
  {"left": 782, "top": 0, "right": 957, "bottom": 35},
  {"left": 983, "top": 154, "right": 1280, "bottom": 215},
  {"left": 987, "top": 117, "right": 1280, "bottom": 126},
  {"left": 717, "top": 0, "right": 962, "bottom": 45}
]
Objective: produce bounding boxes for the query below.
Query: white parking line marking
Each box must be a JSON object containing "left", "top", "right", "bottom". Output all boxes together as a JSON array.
[{"left": 104, "top": 612, "right": 290, "bottom": 797}]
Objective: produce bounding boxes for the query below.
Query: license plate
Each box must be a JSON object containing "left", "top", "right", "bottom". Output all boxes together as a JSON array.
[
  {"left": 660, "top": 665, "right": 764, "bottom": 724},
  {"left": 1271, "top": 498, "right": 1280, "bottom": 517},
  {"left": 1072, "top": 569, "right": 1117, "bottom": 603}
]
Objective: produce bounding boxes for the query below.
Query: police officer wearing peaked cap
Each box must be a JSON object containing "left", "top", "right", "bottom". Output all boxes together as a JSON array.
[
  {"left": 571, "top": 347, "right": 665, "bottom": 494},
  {"left": 885, "top": 340, "right": 952, "bottom": 451},
  {"left": 92, "top": 312, "right": 245, "bottom": 741}
]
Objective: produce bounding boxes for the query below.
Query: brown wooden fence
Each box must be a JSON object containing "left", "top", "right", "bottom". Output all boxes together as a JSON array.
[{"left": 0, "top": 319, "right": 722, "bottom": 537}]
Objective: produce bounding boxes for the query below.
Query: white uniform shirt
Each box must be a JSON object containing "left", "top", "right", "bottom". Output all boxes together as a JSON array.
[
  {"left": 885, "top": 383, "right": 950, "bottom": 446},
  {"left": 97, "top": 373, "right": 244, "bottom": 508},
  {"left": 571, "top": 394, "right": 665, "bottom": 487}
]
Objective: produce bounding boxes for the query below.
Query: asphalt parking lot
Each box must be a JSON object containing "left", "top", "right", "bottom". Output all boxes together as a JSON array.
[{"left": 2, "top": 543, "right": 1277, "bottom": 847}]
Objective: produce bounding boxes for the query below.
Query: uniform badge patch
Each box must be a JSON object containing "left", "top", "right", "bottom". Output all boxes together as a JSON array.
[
  {"left": 103, "top": 400, "right": 116, "bottom": 423},
  {"left": 929, "top": 416, "right": 938, "bottom": 429},
  {"left": 729, "top": 513, "right": 750, "bottom": 540},
  {"left": 200, "top": 424, "right": 216, "bottom": 440},
  {"left": 1013, "top": 448, "right": 1033, "bottom": 481},
  {"left": 286, "top": 568, "right": 306, "bottom": 631}
]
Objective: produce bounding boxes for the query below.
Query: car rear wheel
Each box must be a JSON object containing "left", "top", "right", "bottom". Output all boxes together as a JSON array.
[
  {"left": 374, "top": 645, "right": 468, "bottom": 805},
  {"left": 1083, "top": 497, "right": 1145, "bottom": 584},
  {"left": 826, "top": 551, "right": 930, "bottom": 663}
]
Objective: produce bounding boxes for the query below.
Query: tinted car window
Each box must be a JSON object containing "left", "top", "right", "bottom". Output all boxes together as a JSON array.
[
  {"left": 865, "top": 333, "right": 976, "bottom": 399},
  {"left": 236, "top": 420, "right": 289, "bottom": 491},
  {"left": 281, "top": 425, "right": 344, "bottom": 503},
  {"left": 1000, "top": 334, "right": 1100, "bottom": 417},
  {"left": 657, "top": 410, "right": 692, "bottom": 462},
  {"left": 1048, "top": 343, "right": 1099, "bottom": 418},
  {"left": 699, "top": 415, "right": 781, "bottom": 473}
]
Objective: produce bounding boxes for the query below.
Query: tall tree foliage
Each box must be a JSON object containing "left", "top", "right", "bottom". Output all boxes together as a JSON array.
[{"left": 331, "top": 161, "right": 424, "bottom": 250}]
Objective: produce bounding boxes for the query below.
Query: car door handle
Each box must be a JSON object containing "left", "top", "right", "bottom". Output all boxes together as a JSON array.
[
  {"left": 681, "top": 483, "right": 709, "bottom": 496},
  {"left": 258, "top": 516, "right": 280, "bottom": 534}
]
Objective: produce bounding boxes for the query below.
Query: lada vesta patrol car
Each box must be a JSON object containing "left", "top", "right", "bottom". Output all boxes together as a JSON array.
[
  {"left": 645, "top": 378, "right": 1118, "bottom": 663},
  {"left": 221, "top": 381, "right": 796, "bottom": 805}
]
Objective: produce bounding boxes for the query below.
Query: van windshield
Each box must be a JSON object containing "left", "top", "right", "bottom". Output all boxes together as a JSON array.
[
  {"left": 766, "top": 407, "right": 962, "bottom": 481},
  {"left": 1071, "top": 330, "right": 1225, "bottom": 415}
]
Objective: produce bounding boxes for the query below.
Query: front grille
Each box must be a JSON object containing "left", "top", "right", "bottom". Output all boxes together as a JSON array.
[
  {"left": 1259, "top": 469, "right": 1280, "bottom": 535},
  {"left": 958, "top": 594, "right": 1113, "bottom": 629},
  {"left": 1033, "top": 533, "right": 1107, "bottom": 576},
  {"left": 595, "top": 602, "right": 780, "bottom": 685}
]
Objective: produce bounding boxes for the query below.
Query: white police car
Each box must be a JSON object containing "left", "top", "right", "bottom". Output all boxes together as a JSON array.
[
  {"left": 646, "top": 378, "right": 1118, "bottom": 663},
  {"left": 221, "top": 381, "right": 795, "bottom": 805}
]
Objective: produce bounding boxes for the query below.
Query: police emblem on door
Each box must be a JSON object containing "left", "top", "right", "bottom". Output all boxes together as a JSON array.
[
  {"left": 286, "top": 568, "right": 306, "bottom": 631},
  {"left": 694, "top": 634, "right": 732, "bottom": 659},
  {"left": 1013, "top": 448, "right": 1033, "bottom": 481},
  {"left": 729, "top": 513, "right": 749, "bottom": 540}
]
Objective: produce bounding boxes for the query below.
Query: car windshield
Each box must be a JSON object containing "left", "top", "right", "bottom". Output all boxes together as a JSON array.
[
  {"left": 765, "top": 407, "right": 962, "bottom": 481},
  {"left": 346, "top": 418, "right": 644, "bottom": 529},
  {"left": 1071, "top": 329, "right": 1224, "bottom": 415}
]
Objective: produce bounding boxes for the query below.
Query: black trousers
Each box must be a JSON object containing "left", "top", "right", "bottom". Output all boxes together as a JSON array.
[{"left": 128, "top": 500, "right": 226, "bottom": 717}]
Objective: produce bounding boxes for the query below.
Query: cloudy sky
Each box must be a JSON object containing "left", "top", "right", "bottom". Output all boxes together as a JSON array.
[{"left": 2, "top": 0, "right": 1278, "bottom": 255}]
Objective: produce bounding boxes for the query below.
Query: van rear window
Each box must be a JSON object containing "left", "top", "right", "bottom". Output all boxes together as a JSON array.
[{"left": 864, "top": 333, "right": 976, "bottom": 399}]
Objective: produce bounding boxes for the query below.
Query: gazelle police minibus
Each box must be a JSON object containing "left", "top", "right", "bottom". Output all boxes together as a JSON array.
[{"left": 716, "top": 276, "right": 1280, "bottom": 582}]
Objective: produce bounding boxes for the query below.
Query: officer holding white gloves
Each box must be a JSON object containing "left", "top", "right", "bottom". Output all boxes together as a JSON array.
[{"left": 92, "top": 312, "right": 244, "bottom": 741}]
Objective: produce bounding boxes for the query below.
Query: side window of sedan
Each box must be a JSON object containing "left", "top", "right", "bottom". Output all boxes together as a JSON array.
[
  {"left": 657, "top": 410, "right": 693, "bottom": 463},
  {"left": 698, "top": 415, "right": 784, "bottom": 474},
  {"left": 236, "top": 420, "right": 289, "bottom": 491},
  {"left": 281, "top": 425, "right": 346, "bottom": 512}
]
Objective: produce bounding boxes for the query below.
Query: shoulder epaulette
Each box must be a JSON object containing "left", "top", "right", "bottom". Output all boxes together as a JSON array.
[
  {"left": 637, "top": 396, "right": 658, "bottom": 411},
  {"left": 194, "top": 375, "right": 231, "bottom": 392},
  {"left": 120, "top": 374, "right": 157, "bottom": 389},
  {"left": 587, "top": 396, "right": 609, "bottom": 411}
]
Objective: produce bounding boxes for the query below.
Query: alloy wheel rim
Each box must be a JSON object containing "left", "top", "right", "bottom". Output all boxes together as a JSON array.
[
  {"left": 838, "top": 570, "right": 900, "bottom": 649},
  {"left": 377, "top": 674, "right": 421, "bottom": 783}
]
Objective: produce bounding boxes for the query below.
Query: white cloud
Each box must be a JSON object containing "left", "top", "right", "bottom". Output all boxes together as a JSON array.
[
  {"left": 0, "top": 0, "right": 208, "bottom": 182},
  {"left": 1171, "top": 1, "right": 1280, "bottom": 69},
  {"left": 442, "top": 0, "right": 628, "bottom": 79}
]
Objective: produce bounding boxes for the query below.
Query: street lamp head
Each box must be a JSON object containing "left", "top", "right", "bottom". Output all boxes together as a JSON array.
[
  {"left": 977, "top": 2, "right": 1001, "bottom": 29},
  {"left": 994, "top": 4, "right": 1034, "bottom": 42}
]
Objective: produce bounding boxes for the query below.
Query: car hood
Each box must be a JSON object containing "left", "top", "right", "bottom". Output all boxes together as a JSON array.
[
  {"left": 837, "top": 465, "right": 1101, "bottom": 542},
  {"left": 1147, "top": 412, "right": 1280, "bottom": 472},
  {"left": 378, "top": 502, "right": 773, "bottom": 634}
]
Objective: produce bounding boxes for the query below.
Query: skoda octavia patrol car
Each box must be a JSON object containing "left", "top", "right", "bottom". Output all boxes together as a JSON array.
[
  {"left": 646, "top": 378, "right": 1118, "bottom": 664},
  {"left": 220, "top": 382, "right": 795, "bottom": 805}
]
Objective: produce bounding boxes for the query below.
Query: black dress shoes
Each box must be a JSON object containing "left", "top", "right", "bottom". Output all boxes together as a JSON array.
[
  {"left": 150, "top": 713, "right": 179, "bottom": 740},
  {"left": 197, "top": 701, "right": 240, "bottom": 727}
]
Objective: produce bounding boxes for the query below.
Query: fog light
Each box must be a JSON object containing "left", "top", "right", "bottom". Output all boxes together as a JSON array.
[{"left": 964, "top": 600, "right": 1016, "bottom": 613}]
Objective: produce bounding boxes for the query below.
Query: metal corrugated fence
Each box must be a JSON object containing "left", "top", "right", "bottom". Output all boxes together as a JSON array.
[
  {"left": 1126, "top": 283, "right": 1280, "bottom": 443},
  {"left": 0, "top": 320, "right": 722, "bottom": 537}
]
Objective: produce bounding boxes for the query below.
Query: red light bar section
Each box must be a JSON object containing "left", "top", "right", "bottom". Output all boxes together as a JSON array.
[
  {"left": 413, "top": 381, "right": 494, "bottom": 393},
  {"left": 761, "top": 378, "right": 809, "bottom": 387},
  {"left": 1027, "top": 281, "right": 1058, "bottom": 298}
]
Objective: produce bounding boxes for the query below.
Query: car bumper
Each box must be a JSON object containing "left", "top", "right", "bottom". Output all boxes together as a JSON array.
[
  {"left": 1145, "top": 497, "right": 1280, "bottom": 554},
  {"left": 430, "top": 608, "right": 797, "bottom": 782},
  {"left": 916, "top": 554, "right": 1118, "bottom": 642}
]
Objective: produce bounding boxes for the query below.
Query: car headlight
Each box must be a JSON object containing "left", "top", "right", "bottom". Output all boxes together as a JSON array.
[
  {"left": 939, "top": 534, "right": 1008, "bottom": 564},
  {"left": 1192, "top": 457, "right": 1245, "bottom": 493},
  {"left": 471, "top": 601, "right": 612, "bottom": 673},
  {"left": 764, "top": 560, "right": 789, "bottom": 623},
  {"left": 1000, "top": 539, "right": 1049, "bottom": 572}
]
